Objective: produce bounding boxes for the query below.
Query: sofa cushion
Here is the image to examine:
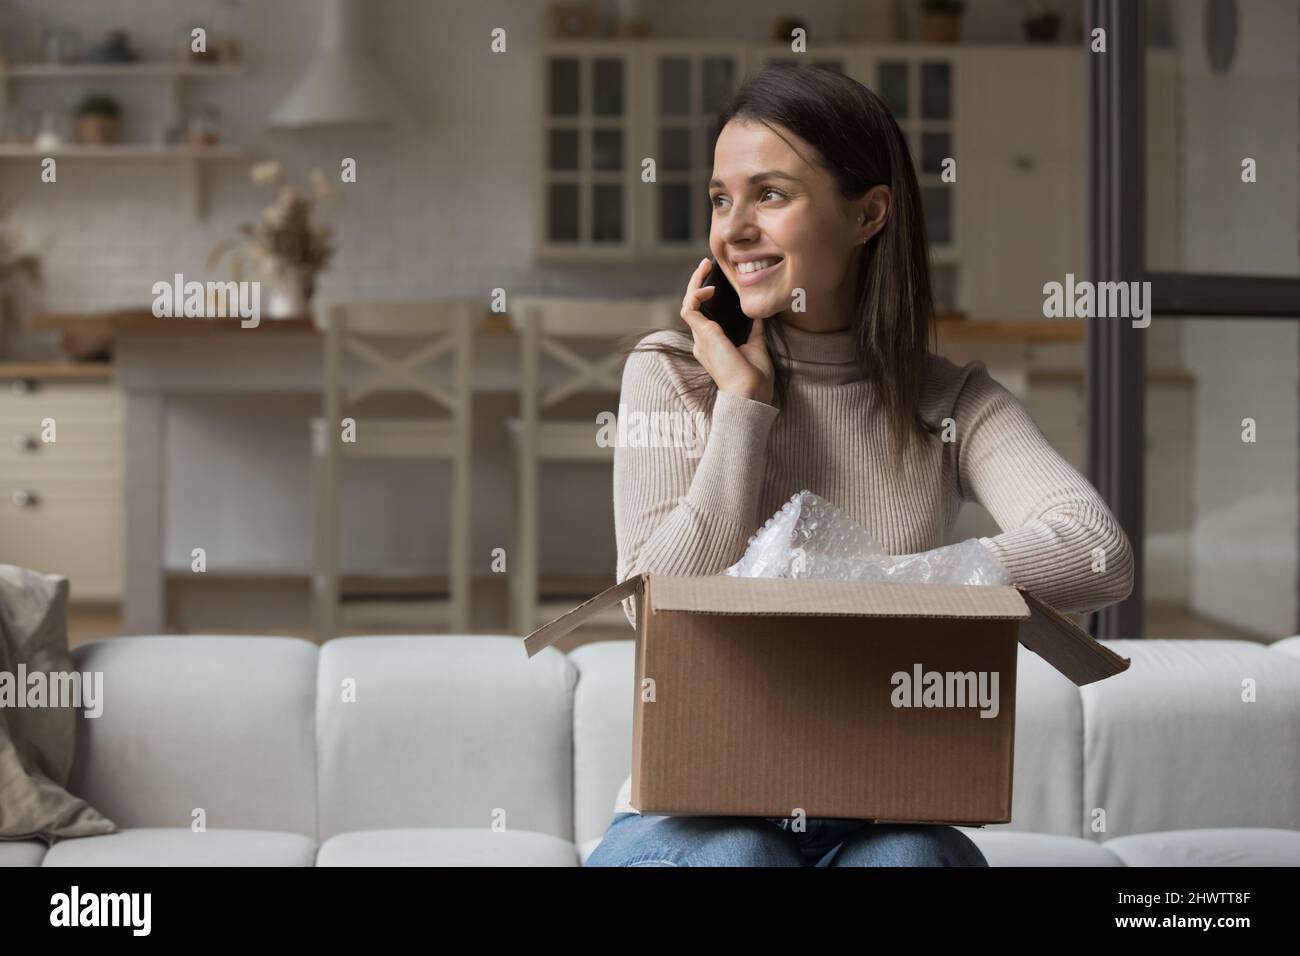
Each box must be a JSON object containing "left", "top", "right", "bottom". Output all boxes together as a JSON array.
[
  {"left": 579, "top": 835, "right": 602, "bottom": 865},
  {"left": 0, "top": 565, "right": 116, "bottom": 841},
  {"left": 0, "top": 839, "right": 49, "bottom": 866},
  {"left": 1101, "top": 828, "right": 1300, "bottom": 866},
  {"left": 315, "top": 636, "right": 576, "bottom": 843},
  {"left": 69, "top": 637, "right": 318, "bottom": 836},
  {"left": 1271, "top": 635, "right": 1300, "bottom": 659},
  {"left": 570, "top": 641, "right": 636, "bottom": 853},
  {"left": 955, "top": 828, "right": 1123, "bottom": 866},
  {"left": 317, "top": 828, "right": 579, "bottom": 866},
  {"left": 1085, "top": 640, "right": 1300, "bottom": 837},
  {"left": 40, "top": 828, "right": 317, "bottom": 866},
  {"left": 1003, "top": 645, "right": 1085, "bottom": 837}
]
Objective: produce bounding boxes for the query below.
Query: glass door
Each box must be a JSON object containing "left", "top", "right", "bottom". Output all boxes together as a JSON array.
[{"left": 1090, "top": 0, "right": 1300, "bottom": 642}]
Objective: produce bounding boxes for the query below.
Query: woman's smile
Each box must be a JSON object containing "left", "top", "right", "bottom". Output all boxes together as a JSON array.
[{"left": 734, "top": 257, "right": 784, "bottom": 287}]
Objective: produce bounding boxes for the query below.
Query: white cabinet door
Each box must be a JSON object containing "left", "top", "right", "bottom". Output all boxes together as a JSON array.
[
  {"left": 957, "top": 49, "right": 1085, "bottom": 320},
  {"left": 959, "top": 49, "right": 1080, "bottom": 160},
  {"left": 959, "top": 153, "right": 1083, "bottom": 320}
]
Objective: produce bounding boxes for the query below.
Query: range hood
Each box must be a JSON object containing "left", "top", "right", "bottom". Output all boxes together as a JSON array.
[{"left": 268, "top": 0, "right": 407, "bottom": 128}]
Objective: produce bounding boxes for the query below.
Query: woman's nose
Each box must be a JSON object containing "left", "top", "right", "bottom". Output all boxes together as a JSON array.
[{"left": 719, "top": 206, "right": 758, "bottom": 244}]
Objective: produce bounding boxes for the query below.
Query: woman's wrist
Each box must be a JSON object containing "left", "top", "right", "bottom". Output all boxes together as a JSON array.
[{"left": 719, "top": 383, "right": 774, "bottom": 406}]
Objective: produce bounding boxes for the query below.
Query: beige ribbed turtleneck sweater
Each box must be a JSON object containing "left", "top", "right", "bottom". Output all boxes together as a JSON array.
[{"left": 608, "top": 322, "right": 1134, "bottom": 817}]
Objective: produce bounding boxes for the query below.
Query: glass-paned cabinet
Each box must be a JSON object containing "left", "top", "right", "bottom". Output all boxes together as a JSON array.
[
  {"left": 537, "top": 42, "right": 957, "bottom": 273},
  {"left": 643, "top": 44, "right": 746, "bottom": 254},
  {"left": 539, "top": 43, "right": 639, "bottom": 256},
  {"left": 868, "top": 53, "right": 958, "bottom": 257}
]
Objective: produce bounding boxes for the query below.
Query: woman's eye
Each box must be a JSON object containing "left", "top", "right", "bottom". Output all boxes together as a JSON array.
[{"left": 710, "top": 189, "right": 783, "bottom": 209}]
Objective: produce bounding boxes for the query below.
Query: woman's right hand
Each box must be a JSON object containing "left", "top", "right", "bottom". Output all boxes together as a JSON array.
[{"left": 679, "top": 256, "right": 775, "bottom": 405}]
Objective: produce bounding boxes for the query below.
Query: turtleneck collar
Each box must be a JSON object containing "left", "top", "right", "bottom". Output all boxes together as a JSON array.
[{"left": 769, "top": 322, "right": 864, "bottom": 386}]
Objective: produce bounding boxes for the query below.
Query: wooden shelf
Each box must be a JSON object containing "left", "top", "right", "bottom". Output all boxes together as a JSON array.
[
  {"left": 0, "top": 143, "right": 244, "bottom": 160},
  {"left": 0, "top": 61, "right": 247, "bottom": 216},
  {"left": 0, "top": 62, "right": 244, "bottom": 79},
  {"left": 0, "top": 361, "right": 112, "bottom": 381},
  {"left": 33, "top": 310, "right": 315, "bottom": 336}
]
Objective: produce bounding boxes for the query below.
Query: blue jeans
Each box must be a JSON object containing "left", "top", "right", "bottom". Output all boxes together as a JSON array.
[{"left": 585, "top": 812, "right": 989, "bottom": 867}]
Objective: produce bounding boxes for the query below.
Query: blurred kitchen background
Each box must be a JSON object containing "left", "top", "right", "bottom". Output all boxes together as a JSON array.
[{"left": 0, "top": 0, "right": 1295, "bottom": 649}]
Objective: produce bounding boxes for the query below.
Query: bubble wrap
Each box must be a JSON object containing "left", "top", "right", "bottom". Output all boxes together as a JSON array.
[{"left": 724, "top": 490, "right": 1011, "bottom": 587}]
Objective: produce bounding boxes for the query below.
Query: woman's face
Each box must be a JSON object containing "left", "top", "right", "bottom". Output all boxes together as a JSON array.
[{"left": 708, "top": 119, "right": 887, "bottom": 333}]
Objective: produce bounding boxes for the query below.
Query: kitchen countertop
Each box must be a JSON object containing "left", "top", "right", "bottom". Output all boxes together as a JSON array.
[
  {"left": 0, "top": 361, "right": 114, "bottom": 380},
  {"left": 30, "top": 308, "right": 1085, "bottom": 342}
]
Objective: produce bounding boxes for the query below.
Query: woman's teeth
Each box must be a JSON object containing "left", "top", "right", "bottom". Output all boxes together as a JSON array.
[{"left": 737, "top": 257, "right": 781, "bottom": 274}]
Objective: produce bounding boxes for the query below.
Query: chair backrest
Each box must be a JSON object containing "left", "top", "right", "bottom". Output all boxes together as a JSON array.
[
  {"left": 316, "top": 298, "right": 482, "bottom": 420},
  {"left": 509, "top": 296, "right": 677, "bottom": 415}
]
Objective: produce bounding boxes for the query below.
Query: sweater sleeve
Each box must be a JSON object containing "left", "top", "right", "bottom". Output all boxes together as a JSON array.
[
  {"left": 613, "top": 343, "right": 778, "bottom": 621},
  {"left": 954, "top": 361, "right": 1135, "bottom": 614}
]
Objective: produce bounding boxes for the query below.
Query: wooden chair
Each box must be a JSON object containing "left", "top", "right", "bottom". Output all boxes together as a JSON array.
[
  {"left": 507, "top": 296, "right": 678, "bottom": 635},
  {"left": 310, "top": 299, "right": 481, "bottom": 641}
]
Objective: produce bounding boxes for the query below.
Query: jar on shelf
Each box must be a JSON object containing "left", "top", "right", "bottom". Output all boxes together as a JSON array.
[{"left": 187, "top": 107, "right": 221, "bottom": 147}]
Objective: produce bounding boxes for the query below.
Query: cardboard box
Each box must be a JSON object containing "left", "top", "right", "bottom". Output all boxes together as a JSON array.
[{"left": 525, "top": 574, "right": 1130, "bottom": 825}]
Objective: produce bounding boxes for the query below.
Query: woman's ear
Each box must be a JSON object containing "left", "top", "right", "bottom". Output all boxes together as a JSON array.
[{"left": 856, "top": 185, "right": 891, "bottom": 243}]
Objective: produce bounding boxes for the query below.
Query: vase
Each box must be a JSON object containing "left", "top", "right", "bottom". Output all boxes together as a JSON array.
[
  {"left": 77, "top": 114, "right": 118, "bottom": 145},
  {"left": 264, "top": 266, "right": 311, "bottom": 319}
]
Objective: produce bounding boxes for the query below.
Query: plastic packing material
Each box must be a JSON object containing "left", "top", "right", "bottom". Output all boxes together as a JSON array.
[{"left": 723, "top": 490, "right": 1011, "bottom": 587}]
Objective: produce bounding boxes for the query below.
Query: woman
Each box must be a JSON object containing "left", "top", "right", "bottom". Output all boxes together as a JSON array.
[{"left": 584, "top": 64, "right": 1134, "bottom": 867}]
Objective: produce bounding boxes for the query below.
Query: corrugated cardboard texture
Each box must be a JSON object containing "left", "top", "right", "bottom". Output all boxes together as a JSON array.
[
  {"left": 523, "top": 573, "right": 1129, "bottom": 823},
  {"left": 630, "top": 607, "right": 1019, "bottom": 823},
  {"left": 649, "top": 575, "right": 1032, "bottom": 620},
  {"left": 1016, "top": 588, "right": 1132, "bottom": 685}
]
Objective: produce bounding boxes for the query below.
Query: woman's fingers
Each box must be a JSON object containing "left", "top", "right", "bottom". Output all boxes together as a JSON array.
[
  {"left": 681, "top": 258, "right": 714, "bottom": 309},
  {"left": 683, "top": 256, "right": 711, "bottom": 301}
]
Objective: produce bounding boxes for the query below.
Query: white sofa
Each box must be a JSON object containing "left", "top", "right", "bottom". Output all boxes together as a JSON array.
[{"left": 3, "top": 632, "right": 1300, "bottom": 866}]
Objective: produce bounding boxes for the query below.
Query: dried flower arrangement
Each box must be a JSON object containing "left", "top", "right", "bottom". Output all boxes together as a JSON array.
[
  {"left": 0, "top": 221, "right": 44, "bottom": 358},
  {"left": 210, "top": 161, "right": 335, "bottom": 316}
]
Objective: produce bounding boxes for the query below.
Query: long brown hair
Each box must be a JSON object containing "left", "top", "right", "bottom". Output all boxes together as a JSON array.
[{"left": 634, "top": 63, "right": 943, "bottom": 462}]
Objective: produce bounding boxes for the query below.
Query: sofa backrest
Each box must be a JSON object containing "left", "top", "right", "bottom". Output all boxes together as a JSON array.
[
  {"left": 314, "top": 635, "right": 575, "bottom": 842},
  {"left": 70, "top": 636, "right": 319, "bottom": 836},
  {"left": 1079, "top": 637, "right": 1300, "bottom": 840},
  {"left": 69, "top": 632, "right": 1300, "bottom": 849}
]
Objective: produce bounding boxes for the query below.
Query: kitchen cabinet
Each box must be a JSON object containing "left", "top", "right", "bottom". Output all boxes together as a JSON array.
[
  {"left": 537, "top": 41, "right": 1180, "bottom": 322},
  {"left": 0, "top": 369, "right": 122, "bottom": 601}
]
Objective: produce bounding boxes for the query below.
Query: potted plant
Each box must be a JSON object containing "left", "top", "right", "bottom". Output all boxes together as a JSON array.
[
  {"left": 1010, "top": 0, "right": 1062, "bottom": 43},
  {"left": 921, "top": 0, "right": 964, "bottom": 43},
  {"left": 210, "top": 161, "right": 335, "bottom": 319},
  {"left": 75, "top": 93, "right": 121, "bottom": 145}
]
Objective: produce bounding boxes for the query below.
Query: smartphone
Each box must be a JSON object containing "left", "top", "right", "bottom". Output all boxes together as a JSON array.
[{"left": 698, "top": 255, "right": 753, "bottom": 347}]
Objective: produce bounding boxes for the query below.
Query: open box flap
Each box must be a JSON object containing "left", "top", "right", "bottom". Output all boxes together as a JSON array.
[
  {"left": 522, "top": 574, "right": 1132, "bottom": 688},
  {"left": 522, "top": 576, "right": 643, "bottom": 657},
  {"left": 1016, "top": 587, "right": 1131, "bottom": 685},
  {"left": 648, "top": 574, "right": 1031, "bottom": 619}
]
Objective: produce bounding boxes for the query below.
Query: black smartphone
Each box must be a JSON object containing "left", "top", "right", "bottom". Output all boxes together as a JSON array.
[{"left": 698, "top": 255, "right": 752, "bottom": 347}]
